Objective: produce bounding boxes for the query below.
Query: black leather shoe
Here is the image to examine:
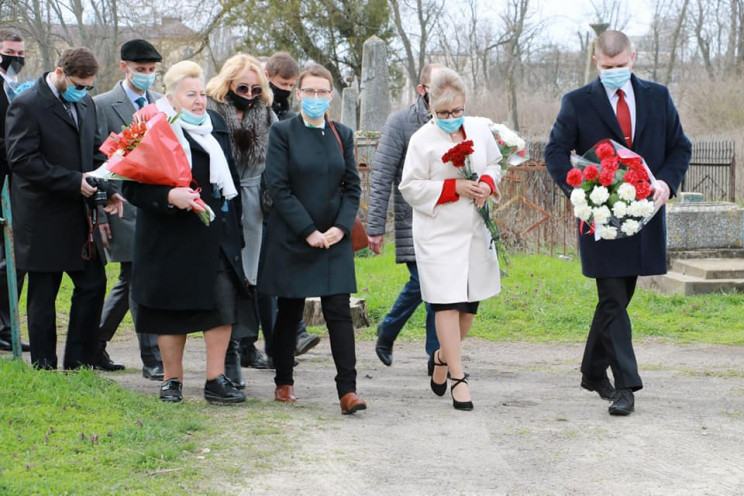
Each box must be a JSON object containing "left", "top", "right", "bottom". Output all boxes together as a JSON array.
[
  {"left": 160, "top": 378, "right": 183, "bottom": 402},
  {"left": 94, "top": 349, "right": 125, "bottom": 371},
  {"left": 142, "top": 363, "right": 164, "bottom": 381},
  {"left": 609, "top": 388, "right": 634, "bottom": 416},
  {"left": 225, "top": 340, "right": 245, "bottom": 389},
  {"left": 204, "top": 374, "right": 246, "bottom": 404},
  {"left": 581, "top": 375, "right": 617, "bottom": 400},
  {"left": 375, "top": 334, "right": 393, "bottom": 367},
  {"left": 241, "top": 344, "right": 269, "bottom": 369},
  {"left": 0, "top": 336, "right": 30, "bottom": 352},
  {"left": 295, "top": 331, "right": 320, "bottom": 356}
]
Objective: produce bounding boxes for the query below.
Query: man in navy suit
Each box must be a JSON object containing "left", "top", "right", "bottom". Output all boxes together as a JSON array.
[{"left": 545, "top": 30, "right": 691, "bottom": 416}]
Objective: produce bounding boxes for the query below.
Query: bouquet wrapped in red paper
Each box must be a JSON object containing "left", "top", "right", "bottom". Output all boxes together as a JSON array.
[
  {"left": 91, "top": 110, "right": 214, "bottom": 225},
  {"left": 567, "top": 139, "right": 660, "bottom": 240}
]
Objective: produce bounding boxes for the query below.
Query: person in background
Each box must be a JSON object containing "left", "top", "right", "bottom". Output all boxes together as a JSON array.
[
  {"left": 544, "top": 30, "right": 691, "bottom": 416},
  {"left": 257, "top": 51, "right": 320, "bottom": 367},
  {"left": 6, "top": 47, "right": 124, "bottom": 370},
  {"left": 93, "top": 39, "right": 164, "bottom": 379},
  {"left": 399, "top": 68, "right": 502, "bottom": 411},
  {"left": 206, "top": 53, "right": 275, "bottom": 386},
  {"left": 123, "top": 61, "right": 246, "bottom": 404},
  {"left": 0, "top": 27, "right": 28, "bottom": 353},
  {"left": 366, "top": 63, "right": 443, "bottom": 373},
  {"left": 260, "top": 64, "right": 366, "bottom": 414}
]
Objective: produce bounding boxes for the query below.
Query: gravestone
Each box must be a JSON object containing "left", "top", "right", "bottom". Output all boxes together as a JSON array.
[
  {"left": 341, "top": 83, "right": 358, "bottom": 132},
  {"left": 666, "top": 201, "right": 743, "bottom": 250},
  {"left": 358, "top": 35, "right": 391, "bottom": 134}
]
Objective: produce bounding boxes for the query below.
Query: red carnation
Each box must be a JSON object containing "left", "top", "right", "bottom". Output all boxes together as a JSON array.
[
  {"left": 598, "top": 169, "right": 615, "bottom": 187},
  {"left": 635, "top": 181, "right": 652, "bottom": 200},
  {"left": 583, "top": 165, "right": 599, "bottom": 181},
  {"left": 566, "top": 168, "right": 583, "bottom": 187},
  {"left": 595, "top": 142, "right": 615, "bottom": 160},
  {"left": 623, "top": 157, "right": 644, "bottom": 170},
  {"left": 623, "top": 169, "right": 639, "bottom": 184},
  {"left": 600, "top": 156, "right": 619, "bottom": 173},
  {"left": 442, "top": 140, "right": 475, "bottom": 168},
  {"left": 635, "top": 167, "right": 649, "bottom": 182}
]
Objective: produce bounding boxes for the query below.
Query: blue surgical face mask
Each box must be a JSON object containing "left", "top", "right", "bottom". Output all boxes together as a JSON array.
[
  {"left": 301, "top": 97, "right": 330, "bottom": 119},
  {"left": 600, "top": 67, "right": 631, "bottom": 90},
  {"left": 436, "top": 116, "right": 464, "bottom": 134},
  {"left": 61, "top": 84, "right": 87, "bottom": 103},
  {"left": 180, "top": 109, "right": 208, "bottom": 126},
  {"left": 130, "top": 71, "right": 156, "bottom": 91}
]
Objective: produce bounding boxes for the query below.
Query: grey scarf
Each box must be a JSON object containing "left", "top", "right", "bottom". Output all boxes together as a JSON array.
[{"left": 207, "top": 97, "right": 276, "bottom": 176}]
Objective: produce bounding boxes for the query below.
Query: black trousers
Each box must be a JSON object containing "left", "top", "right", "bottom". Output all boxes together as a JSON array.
[
  {"left": 273, "top": 294, "right": 356, "bottom": 398},
  {"left": 582, "top": 276, "right": 643, "bottom": 391},
  {"left": 27, "top": 259, "right": 107, "bottom": 370},
  {"left": 98, "top": 261, "right": 161, "bottom": 367}
]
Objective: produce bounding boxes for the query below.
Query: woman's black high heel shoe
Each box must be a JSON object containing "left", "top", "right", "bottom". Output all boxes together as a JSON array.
[
  {"left": 451, "top": 376, "right": 473, "bottom": 411},
  {"left": 430, "top": 350, "right": 448, "bottom": 396}
]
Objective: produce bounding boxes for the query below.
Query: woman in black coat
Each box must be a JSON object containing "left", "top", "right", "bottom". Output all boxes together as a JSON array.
[
  {"left": 123, "top": 61, "right": 246, "bottom": 405},
  {"left": 259, "top": 64, "right": 366, "bottom": 414}
]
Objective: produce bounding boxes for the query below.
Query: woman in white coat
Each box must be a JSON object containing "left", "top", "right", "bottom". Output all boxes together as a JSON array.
[{"left": 399, "top": 68, "right": 502, "bottom": 411}]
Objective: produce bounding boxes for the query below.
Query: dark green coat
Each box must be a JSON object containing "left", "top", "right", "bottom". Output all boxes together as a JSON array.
[{"left": 258, "top": 115, "right": 360, "bottom": 298}]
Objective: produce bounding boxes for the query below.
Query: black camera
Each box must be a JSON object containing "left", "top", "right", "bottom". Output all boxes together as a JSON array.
[{"left": 85, "top": 177, "right": 108, "bottom": 207}]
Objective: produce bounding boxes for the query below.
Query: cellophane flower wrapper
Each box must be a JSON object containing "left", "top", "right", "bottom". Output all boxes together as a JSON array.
[
  {"left": 90, "top": 111, "right": 215, "bottom": 225},
  {"left": 567, "top": 139, "right": 661, "bottom": 241},
  {"left": 488, "top": 121, "right": 529, "bottom": 170}
]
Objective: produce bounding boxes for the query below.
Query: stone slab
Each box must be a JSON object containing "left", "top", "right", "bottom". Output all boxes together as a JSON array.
[
  {"left": 302, "top": 297, "right": 371, "bottom": 329},
  {"left": 639, "top": 272, "right": 744, "bottom": 296},
  {"left": 671, "top": 258, "right": 744, "bottom": 280},
  {"left": 666, "top": 202, "right": 744, "bottom": 250}
]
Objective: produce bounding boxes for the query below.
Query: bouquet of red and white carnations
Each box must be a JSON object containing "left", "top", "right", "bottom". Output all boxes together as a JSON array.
[
  {"left": 488, "top": 121, "right": 529, "bottom": 169},
  {"left": 566, "top": 139, "right": 659, "bottom": 240},
  {"left": 89, "top": 108, "right": 214, "bottom": 225}
]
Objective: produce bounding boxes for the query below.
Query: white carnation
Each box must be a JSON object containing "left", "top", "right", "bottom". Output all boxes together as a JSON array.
[
  {"left": 592, "top": 205, "right": 612, "bottom": 224},
  {"left": 596, "top": 224, "right": 618, "bottom": 240},
  {"left": 627, "top": 199, "right": 654, "bottom": 218},
  {"left": 574, "top": 204, "right": 592, "bottom": 221},
  {"left": 617, "top": 182, "right": 637, "bottom": 202},
  {"left": 589, "top": 186, "right": 610, "bottom": 205},
  {"left": 612, "top": 201, "right": 628, "bottom": 218},
  {"left": 491, "top": 122, "right": 525, "bottom": 149},
  {"left": 621, "top": 219, "right": 641, "bottom": 236},
  {"left": 570, "top": 189, "right": 587, "bottom": 206}
]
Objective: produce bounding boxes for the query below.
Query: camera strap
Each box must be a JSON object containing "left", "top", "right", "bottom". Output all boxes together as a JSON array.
[{"left": 81, "top": 205, "right": 99, "bottom": 261}]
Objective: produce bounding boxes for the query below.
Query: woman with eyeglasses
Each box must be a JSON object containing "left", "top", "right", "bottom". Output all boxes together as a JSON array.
[
  {"left": 258, "top": 64, "right": 366, "bottom": 415},
  {"left": 399, "top": 68, "right": 502, "bottom": 411},
  {"left": 206, "top": 54, "right": 276, "bottom": 386}
]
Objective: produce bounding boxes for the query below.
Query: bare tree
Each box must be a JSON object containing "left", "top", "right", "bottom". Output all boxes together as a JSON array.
[
  {"left": 663, "top": 0, "right": 690, "bottom": 86},
  {"left": 389, "top": 0, "right": 443, "bottom": 90},
  {"left": 588, "top": 0, "right": 630, "bottom": 30}
]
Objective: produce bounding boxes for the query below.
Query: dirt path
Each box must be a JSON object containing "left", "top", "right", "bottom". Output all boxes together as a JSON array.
[{"left": 101, "top": 329, "right": 744, "bottom": 495}]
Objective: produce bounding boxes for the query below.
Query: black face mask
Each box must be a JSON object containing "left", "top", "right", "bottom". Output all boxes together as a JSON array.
[
  {"left": 0, "top": 54, "right": 24, "bottom": 75},
  {"left": 269, "top": 82, "right": 291, "bottom": 105},
  {"left": 227, "top": 90, "right": 258, "bottom": 111}
]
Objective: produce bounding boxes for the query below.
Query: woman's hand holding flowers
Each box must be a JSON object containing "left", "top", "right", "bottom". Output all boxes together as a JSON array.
[{"left": 168, "top": 187, "right": 205, "bottom": 212}]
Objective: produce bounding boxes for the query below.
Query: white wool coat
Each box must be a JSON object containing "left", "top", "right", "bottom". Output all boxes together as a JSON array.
[{"left": 399, "top": 116, "right": 502, "bottom": 304}]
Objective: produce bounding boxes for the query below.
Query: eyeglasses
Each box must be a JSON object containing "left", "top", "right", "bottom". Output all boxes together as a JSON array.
[
  {"left": 435, "top": 107, "right": 464, "bottom": 119},
  {"left": 235, "top": 83, "right": 262, "bottom": 98},
  {"left": 300, "top": 88, "right": 332, "bottom": 98},
  {"left": 65, "top": 74, "right": 94, "bottom": 91}
]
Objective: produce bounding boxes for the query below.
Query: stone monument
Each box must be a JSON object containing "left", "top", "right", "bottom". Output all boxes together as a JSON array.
[
  {"left": 358, "top": 35, "right": 391, "bottom": 134},
  {"left": 341, "top": 82, "right": 358, "bottom": 132}
]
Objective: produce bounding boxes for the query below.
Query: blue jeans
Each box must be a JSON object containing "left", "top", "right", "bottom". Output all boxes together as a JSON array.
[{"left": 377, "top": 262, "right": 438, "bottom": 356}]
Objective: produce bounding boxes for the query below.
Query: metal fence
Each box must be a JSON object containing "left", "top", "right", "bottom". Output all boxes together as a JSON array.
[{"left": 682, "top": 139, "right": 736, "bottom": 202}]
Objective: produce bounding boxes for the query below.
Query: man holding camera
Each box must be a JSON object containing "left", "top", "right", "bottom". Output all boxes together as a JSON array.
[{"left": 5, "top": 47, "right": 123, "bottom": 369}]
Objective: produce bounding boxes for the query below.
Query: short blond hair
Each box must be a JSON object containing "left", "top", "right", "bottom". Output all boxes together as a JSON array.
[
  {"left": 428, "top": 68, "right": 466, "bottom": 109},
  {"left": 163, "top": 60, "right": 203, "bottom": 95},
  {"left": 206, "top": 53, "right": 273, "bottom": 106}
]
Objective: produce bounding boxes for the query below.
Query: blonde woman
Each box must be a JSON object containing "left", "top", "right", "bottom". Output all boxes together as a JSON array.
[
  {"left": 206, "top": 54, "right": 276, "bottom": 383},
  {"left": 399, "top": 68, "right": 502, "bottom": 411},
  {"left": 123, "top": 61, "right": 246, "bottom": 404}
]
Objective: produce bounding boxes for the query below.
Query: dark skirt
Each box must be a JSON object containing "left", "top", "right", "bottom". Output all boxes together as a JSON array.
[
  {"left": 135, "top": 256, "right": 238, "bottom": 335},
  {"left": 429, "top": 301, "right": 480, "bottom": 315}
]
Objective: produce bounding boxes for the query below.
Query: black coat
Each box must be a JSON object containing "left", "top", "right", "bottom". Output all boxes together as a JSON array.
[
  {"left": 124, "top": 110, "right": 246, "bottom": 311},
  {"left": 0, "top": 83, "right": 10, "bottom": 186},
  {"left": 545, "top": 75, "right": 691, "bottom": 278},
  {"left": 5, "top": 73, "right": 108, "bottom": 272},
  {"left": 258, "top": 116, "right": 360, "bottom": 298}
]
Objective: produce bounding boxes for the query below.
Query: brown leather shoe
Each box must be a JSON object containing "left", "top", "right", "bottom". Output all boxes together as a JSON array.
[
  {"left": 339, "top": 392, "right": 367, "bottom": 415},
  {"left": 274, "top": 385, "right": 297, "bottom": 403}
]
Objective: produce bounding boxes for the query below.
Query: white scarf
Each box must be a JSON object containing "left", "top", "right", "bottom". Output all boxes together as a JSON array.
[{"left": 155, "top": 97, "right": 238, "bottom": 200}]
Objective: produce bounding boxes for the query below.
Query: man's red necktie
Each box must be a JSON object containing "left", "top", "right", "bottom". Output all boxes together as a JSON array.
[{"left": 616, "top": 89, "right": 632, "bottom": 148}]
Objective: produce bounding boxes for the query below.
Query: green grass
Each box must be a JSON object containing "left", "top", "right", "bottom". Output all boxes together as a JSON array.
[
  {"left": 0, "top": 359, "right": 207, "bottom": 495},
  {"left": 354, "top": 250, "right": 744, "bottom": 345}
]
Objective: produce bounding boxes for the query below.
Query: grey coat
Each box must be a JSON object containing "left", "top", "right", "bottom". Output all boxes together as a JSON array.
[
  {"left": 366, "top": 96, "right": 430, "bottom": 263},
  {"left": 93, "top": 81, "right": 161, "bottom": 263}
]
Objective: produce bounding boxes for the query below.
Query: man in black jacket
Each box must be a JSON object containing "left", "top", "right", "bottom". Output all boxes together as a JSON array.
[
  {"left": 6, "top": 47, "right": 124, "bottom": 369},
  {"left": 0, "top": 27, "right": 29, "bottom": 352}
]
